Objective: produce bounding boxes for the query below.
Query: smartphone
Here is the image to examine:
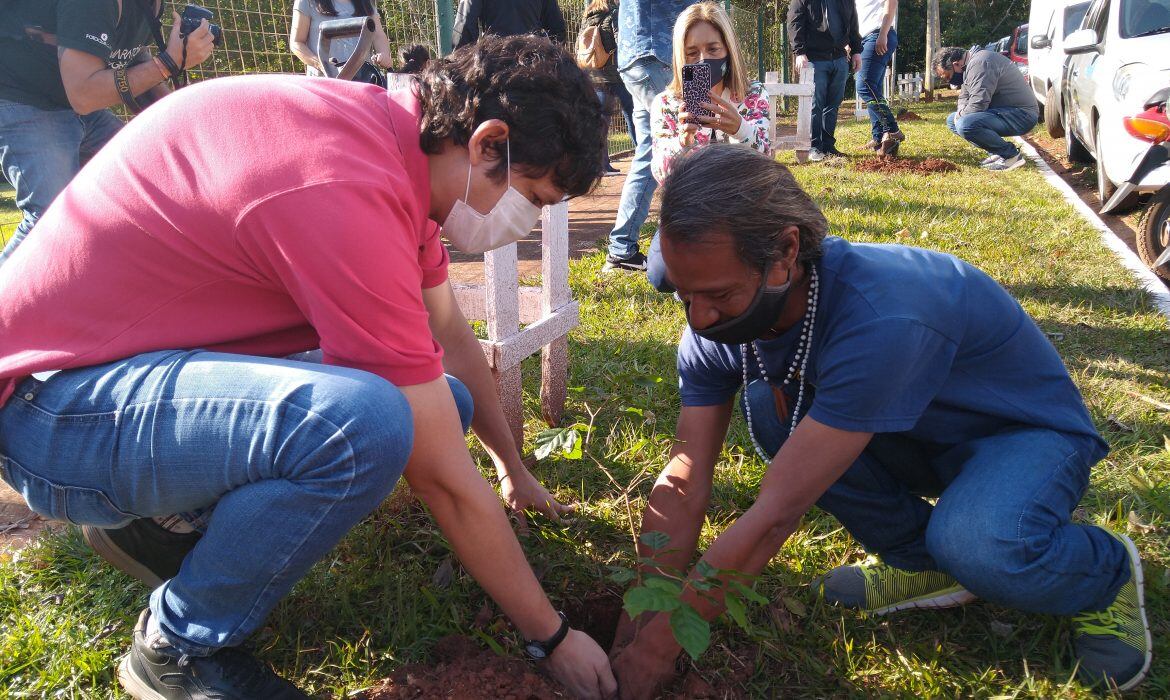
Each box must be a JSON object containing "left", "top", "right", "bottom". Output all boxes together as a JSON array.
[{"left": 681, "top": 62, "right": 713, "bottom": 124}]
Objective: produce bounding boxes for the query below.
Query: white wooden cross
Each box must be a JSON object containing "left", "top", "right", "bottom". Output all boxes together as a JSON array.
[
  {"left": 452, "top": 202, "right": 577, "bottom": 450},
  {"left": 763, "top": 66, "right": 815, "bottom": 163}
]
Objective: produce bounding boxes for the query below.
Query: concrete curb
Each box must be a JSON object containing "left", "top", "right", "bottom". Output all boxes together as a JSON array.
[{"left": 1013, "top": 137, "right": 1170, "bottom": 322}]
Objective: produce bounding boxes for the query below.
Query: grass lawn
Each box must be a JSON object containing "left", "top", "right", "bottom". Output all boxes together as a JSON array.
[{"left": 2, "top": 98, "right": 1169, "bottom": 698}]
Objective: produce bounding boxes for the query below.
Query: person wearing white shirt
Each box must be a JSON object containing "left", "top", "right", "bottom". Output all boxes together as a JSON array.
[{"left": 854, "top": 0, "right": 905, "bottom": 156}]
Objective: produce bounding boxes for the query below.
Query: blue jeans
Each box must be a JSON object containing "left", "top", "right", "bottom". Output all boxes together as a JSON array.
[
  {"left": 946, "top": 107, "right": 1038, "bottom": 159},
  {"left": 855, "top": 30, "right": 901, "bottom": 142},
  {"left": 0, "top": 349, "right": 474, "bottom": 656},
  {"left": 646, "top": 230, "right": 673, "bottom": 293},
  {"left": 0, "top": 100, "right": 123, "bottom": 266},
  {"left": 597, "top": 83, "right": 636, "bottom": 170},
  {"left": 608, "top": 56, "right": 672, "bottom": 259},
  {"left": 811, "top": 56, "right": 849, "bottom": 152},
  {"left": 742, "top": 380, "right": 1127, "bottom": 615}
]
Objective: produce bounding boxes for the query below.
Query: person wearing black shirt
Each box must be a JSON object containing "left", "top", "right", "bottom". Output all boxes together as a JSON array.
[
  {"left": 787, "top": 0, "right": 863, "bottom": 161},
  {"left": 452, "top": 0, "right": 567, "bottom": 50},
  {"left": 0, "top": 0, "right": 216, "bottom": 266}
]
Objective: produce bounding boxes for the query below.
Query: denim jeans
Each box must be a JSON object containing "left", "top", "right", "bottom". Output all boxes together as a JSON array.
[
  {"left": 646, "top": 230, "right": 673, "bottom": 293},
  {"left": 741, "top": 379, "right": 1128, "bottom": 615},
  {"left": 855, "top": 29, "right": 900, "bottom": 143},
  {"left": 946, "top": 107, "right": 1038, "bottom": 159},
  {"left": 0, "top": 349, "right": 474, "bottom": 656},
  {"left": 811, "top": 56, "right": 849, "bottom": 152},
  {"left": 596, "top": 83, "right": 636, "bottom": 170},
  {"left": 0, "top": 100, "right": 123, "bottom": 266},
  {"left": 608, "top": 56, "right": 672, "bottom": 259}
]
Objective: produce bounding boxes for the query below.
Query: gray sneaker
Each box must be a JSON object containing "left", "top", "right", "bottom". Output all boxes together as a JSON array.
[
  {"left": 808, "top": 148, "right": 825, "bottom": 162},
  {"left": 980, "top": 154, "right": 1004, "bottom": 167},
  {"left": 815, "top": 555, "right": 976, "bottom": 615},
  {"left": 1072, "top": 532, "right": 1151, "bottom": 692},
  {"left": 985, "top": 153, "right": 1025, "bottom": 171}
]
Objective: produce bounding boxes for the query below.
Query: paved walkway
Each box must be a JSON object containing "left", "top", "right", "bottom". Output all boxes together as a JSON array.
[{"left": 0, "top": 155, "right": 644, "bottom": 552}]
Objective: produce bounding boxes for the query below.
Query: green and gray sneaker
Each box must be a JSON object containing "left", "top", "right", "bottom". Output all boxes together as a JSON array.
[
  {"left": 815, "top": 555, "right": 976, "bottom": 615},
  {"left": 1071, "top": 532, "right": 1151, "bottom": 692}
]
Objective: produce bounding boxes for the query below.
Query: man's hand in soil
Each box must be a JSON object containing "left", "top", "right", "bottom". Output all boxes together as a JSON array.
[
  {"left": 545, "top": 629, "right": 618, "bottom": 699},
  {"left": 500, "top": 467, "right": 575, "bottom": 532},
  {"left": 611, "top": 613, "right": 680, "bottom": 700}
]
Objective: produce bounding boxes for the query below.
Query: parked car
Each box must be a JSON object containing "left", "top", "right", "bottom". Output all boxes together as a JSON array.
[
  {"left": 1027, "top": 0, "right": 1092, "bottom": 137},
  {"left": 1009, "top": 23, "right": 1030, "bottom": 77},
  {"left": 1062, "top": 0, "right": 1170, "bottom": 211}
]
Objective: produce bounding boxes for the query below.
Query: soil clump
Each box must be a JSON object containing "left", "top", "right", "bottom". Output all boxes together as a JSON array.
[{"left": 853, "top": 157, "right": 959, "bottom": 175}]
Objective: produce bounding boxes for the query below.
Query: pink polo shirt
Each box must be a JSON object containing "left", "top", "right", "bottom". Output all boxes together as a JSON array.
[{"left": 0, "top": 74, "right": 449, "bottom": 407}]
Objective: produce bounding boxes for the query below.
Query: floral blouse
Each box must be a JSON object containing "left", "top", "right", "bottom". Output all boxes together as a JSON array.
[{"left": 650, "top": 81, "right": 773, "bottom": 183}]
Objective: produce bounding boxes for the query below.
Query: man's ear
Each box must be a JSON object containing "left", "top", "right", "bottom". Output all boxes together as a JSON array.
[{"left": 467, "top": 119, "right": 510, "bottom": 167}]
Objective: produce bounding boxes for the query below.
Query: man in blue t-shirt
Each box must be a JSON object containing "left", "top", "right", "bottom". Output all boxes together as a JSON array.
[{"left": 609, "top": 145, "right": 1149, "bottom": 698}]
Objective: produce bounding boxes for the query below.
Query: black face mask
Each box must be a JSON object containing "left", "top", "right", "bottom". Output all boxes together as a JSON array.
[
  {"left": 687, "top": 264, "right": 793, "bottom": 345},
  {"left": 702, "top": 57, "right": 729, "bottom": 86}
]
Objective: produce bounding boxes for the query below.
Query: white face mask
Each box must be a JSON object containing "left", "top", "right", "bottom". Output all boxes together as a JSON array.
[{"left": 442, "top": 140, "right": 542, "bottom": 254}]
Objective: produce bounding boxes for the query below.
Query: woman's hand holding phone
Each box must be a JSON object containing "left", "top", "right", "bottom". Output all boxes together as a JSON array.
[{"left": 696, "top": 89, "right": 743, "bottom": 136}]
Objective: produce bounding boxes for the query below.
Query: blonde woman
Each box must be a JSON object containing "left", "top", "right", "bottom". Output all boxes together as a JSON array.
[{"left": 645, "top": 2, "right": 773, "bottom": 292}]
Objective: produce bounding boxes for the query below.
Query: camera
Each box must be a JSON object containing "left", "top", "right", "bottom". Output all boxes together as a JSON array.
[{"left": 179, "top": 4, "right": 223, "bottom": 46}]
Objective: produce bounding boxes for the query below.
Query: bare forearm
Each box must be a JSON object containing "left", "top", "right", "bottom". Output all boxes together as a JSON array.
[
  {"left": 67, "top": 57, "right": 167, "bottom": 115},
  {"left": 881, "top": 0, "right": 897, "bottom": 33},
  {"left": 291, "top": 41, "right": 321, "bottom": 70},
  {"left": 422, "top": 473, "right": 561, "bottom": 640},
  {"left": 441, "top": 321, "right": 524, "bottom": 475},
  {"left": 637, "top": 458, "right": 710, "bottom": 576}
]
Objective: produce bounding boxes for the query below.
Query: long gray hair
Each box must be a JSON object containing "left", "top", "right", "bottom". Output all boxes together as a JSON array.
[{"left": 660, "top": 145, "right": 828, "bottom": 270}]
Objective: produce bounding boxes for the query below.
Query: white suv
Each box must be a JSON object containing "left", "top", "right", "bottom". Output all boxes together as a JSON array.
[
  {"left": 1027, "top": 0, "right": 1092, "bottom": 137},
  {"left": 1062, "top": 0, "right": 1170, "bottom": 208}
]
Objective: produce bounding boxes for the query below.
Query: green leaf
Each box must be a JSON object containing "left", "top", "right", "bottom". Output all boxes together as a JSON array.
[
  {"left": 469, "top": 628, "right": 507, "bottom": 656},
  {"left": 533, "top": 428, "right": 564, "bottom": 460},
  {"left": 669, "top": 605, "right": 711, "bottom": 660},
  {"left": 639, "top": 531, "right": 671, "bottom": 551},
  {"left": 634, "top": 375, "right": 665, "bottom": 388},
  {"left": 642, "top": 575, "right": 684, "bottom": 596},
  {"left": 563, "top": 429, "right": 583, "bottom": 460},
  {"left": 623, "top": 586, "right": 680, "bottom": 618},
  {"left": 690, "top": 578, "right": 713, "bottom": 591},
  {"left": 622, "top": 406, "right": 644, "bottom": 417},
  {"left": 781, "top": 595, "right": 808, "bottom": 617},
  {"left": 695, "top": 560, "right": 718, "bottom": 580},
  {"left": 607, "top": 566, "right": 638, "bottom": 584},
  {"left": 724, "top": 592, "right": 749, "bottom": 630},
  {"left": 729, "top": 581, "right": 769, "bottom": 606}
]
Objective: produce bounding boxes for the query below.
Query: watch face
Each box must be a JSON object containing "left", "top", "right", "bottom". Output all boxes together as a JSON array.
[{"left": 524, "top": 643, "right": 547, "bottom": 660}]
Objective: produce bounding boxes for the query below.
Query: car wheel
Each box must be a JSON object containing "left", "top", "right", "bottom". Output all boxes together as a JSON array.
[
  {"left": 1063, "top": 99, "right": 1092, "bottom": 163},
  {"left": 1094, "top": 122, "right": 1141, "bottom": 213},
  {"left": 1045, "top": 86, "right": 1064, "bottom": 138},
  {"left": 1137, "top": 188, "right": 1170, "bottom": 281}
]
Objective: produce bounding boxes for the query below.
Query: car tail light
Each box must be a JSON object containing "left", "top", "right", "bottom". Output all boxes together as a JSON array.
[{"left": 1124, "top": 105, "right": 1170, "bottom": 144}]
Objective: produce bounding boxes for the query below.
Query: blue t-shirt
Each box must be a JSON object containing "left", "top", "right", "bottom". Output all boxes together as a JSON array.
[
  {"left": 677, "top": 237, "right": 1108, "bottom": 457},
  {"left": 616, "top": 0, "right": 690, "bottom": 71}
]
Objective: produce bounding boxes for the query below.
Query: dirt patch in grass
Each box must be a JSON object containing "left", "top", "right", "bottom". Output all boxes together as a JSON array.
[
  {"left": 356, "top": 590, "right": 747, "bottom": 699},
  {"left": 356, "top": 635, "right": 565, "bottom": 699},
  {"left": 852, "top": 157, "right": 959, "bottom": 175},
  {"left": 897, "top": 110, "right": 925, "bottom": 121}
]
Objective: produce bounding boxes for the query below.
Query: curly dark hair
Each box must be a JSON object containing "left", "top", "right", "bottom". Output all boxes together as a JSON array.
[
  {"left": 415, "top": 34, "right": 607, "bottom": 197},
  {"left": 661, "top": 145, "right": 827, "bottom": 270}
]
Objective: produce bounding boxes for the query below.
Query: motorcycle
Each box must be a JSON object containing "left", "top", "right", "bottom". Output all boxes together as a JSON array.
[{"left": 1100, "top": 86, "right": 1170, "bottom": 281}]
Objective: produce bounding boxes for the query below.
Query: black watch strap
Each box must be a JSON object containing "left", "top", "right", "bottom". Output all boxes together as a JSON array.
[
  {"left": 523, "top": 611, "right": 569, "bottom": 661},
  {"left": 113, "top": 65, "right": 142, "bottom": 113}
]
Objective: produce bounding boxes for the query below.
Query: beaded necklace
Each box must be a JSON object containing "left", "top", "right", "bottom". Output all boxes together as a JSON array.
[{"left": 740, "top": 266, "right": 820, "bottom": 461}]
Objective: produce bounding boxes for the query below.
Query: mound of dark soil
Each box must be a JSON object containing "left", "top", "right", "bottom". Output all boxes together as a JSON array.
[
  {"left": 853, "top": 156, "right": 959, "bottom": 174},
  {"left": 897, "top": 110, "right": 925, "bottom": 121}
]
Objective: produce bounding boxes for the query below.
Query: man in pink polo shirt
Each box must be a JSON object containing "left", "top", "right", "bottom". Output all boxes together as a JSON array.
[{"left": 0, "top": 35, "right": 617, "bottom": 699}]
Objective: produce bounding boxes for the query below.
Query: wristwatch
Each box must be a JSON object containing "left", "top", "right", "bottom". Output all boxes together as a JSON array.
[{"left": 523, "top": 611, "right": 569, "bottom": 661}]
